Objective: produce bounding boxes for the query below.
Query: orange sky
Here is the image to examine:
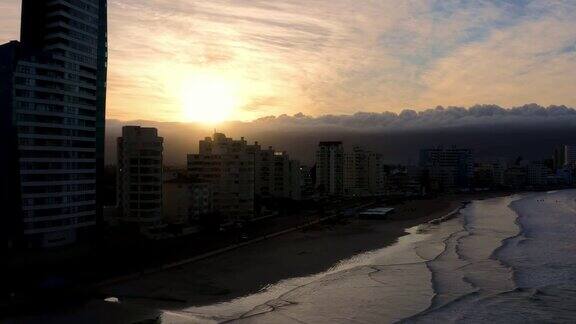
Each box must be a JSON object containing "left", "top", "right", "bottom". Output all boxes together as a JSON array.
[{"left": 1, "top": 0, "right": 576, "bottom": 123}]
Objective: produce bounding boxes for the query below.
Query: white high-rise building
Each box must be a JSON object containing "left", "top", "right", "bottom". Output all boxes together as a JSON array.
[{"left": 117, "top": 126, "right": 163, "bottom": 229}]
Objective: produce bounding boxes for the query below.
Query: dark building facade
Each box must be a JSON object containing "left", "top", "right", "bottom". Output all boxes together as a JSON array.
[
  {"left": 419, "top": 147, "right": 473, "bottom": 192},
  {"left": 0, "top": 0, "right": 107, "bottom": 248},
  {"left": 315, "top": 141, "right": 344, "bottom": 196}
]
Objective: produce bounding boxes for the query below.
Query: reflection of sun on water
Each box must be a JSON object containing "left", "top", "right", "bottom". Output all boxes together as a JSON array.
[{"left": 180, "top": 73, "right": 241, "bottom": 124}]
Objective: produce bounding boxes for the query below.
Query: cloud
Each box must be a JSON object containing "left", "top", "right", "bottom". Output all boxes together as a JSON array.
[
  {"left": 0, "top": 0, "right": 20, "bottom": 42},
  {"left": 249, "top": 104, "right": 576, "bottom": 130},
  {"left": 106, "top": 104, "right": 576, "bottom": 166},
  {"left": 419, "top": 6, "right": 576, "bottom": 108},
  {"left": 105, "top": 0, "right": 576, "bottom": 120},
  {"left": 1, "top": 0, "right": 575, "bottom": 121}
]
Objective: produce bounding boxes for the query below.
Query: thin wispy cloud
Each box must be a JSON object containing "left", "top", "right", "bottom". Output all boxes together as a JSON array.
[{"left": 1, "top": 0, "right": 575, "bottom": 121}]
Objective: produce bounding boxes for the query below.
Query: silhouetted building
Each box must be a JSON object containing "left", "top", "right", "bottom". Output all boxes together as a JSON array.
[
  {"left": 163, "top": 175, "right": 212, "bottom": 225},
  {"left": 288, "top": 159, "right": 302, "bottom": 200},
  {"left": 504, "top": 165, "right": 527, "bottom": 189},
  {"left": 117, "top": 126, "right": 163, "bottom": 229},
  {"left": 565, "top": 146, "right": 576, "bottom": 168},
  {"left": 344, "top": 146, "right": 384, "bottom": 196},
  {"left": 315, "top": 141, "right": 344, "bottom": 196},
  {"left": 247, "top": 143, "right": 302, "bottom": 201},
  {"left": 187, "top": 133, "right": 255, "bottom": 224},
  {"left": 419, "top": 147, "right": 473, "bottom": 192},
  {"left": 0, "top": 0, "right": 108, "bottom": 247},
  {"left": 299, "top": 165, "right": 315, "bottom": 199},
  {"left": 553, "top": 145, "right": 576, "bottom": 170},
  {"left": 526, "top": 160, "right": 553, "bottom": 187},
  {"left": 473, "top": 159, "right": 507, "bottom": 189},
  {"left": 382, "top": 165, "right": 424, "bottom": 196},
  {"left": 554, "top": 145, "right": 566, "bottom": 171}
]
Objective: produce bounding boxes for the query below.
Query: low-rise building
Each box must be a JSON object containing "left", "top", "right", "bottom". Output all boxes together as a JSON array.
[{"left": 163, "top": 175, "right": 212, "bottom": 225}]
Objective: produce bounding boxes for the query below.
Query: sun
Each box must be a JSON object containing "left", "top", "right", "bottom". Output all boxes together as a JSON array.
[{"left": 180, "top": 73, "right": 241, "bottom": 124}]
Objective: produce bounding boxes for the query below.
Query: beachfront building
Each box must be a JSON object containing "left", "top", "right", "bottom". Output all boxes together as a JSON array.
[
  {"left": 526, "top": 160, "right": 553, "bottom": 187},
  {"left": 163, "top": 174, "right": 212, "bottom": 225},
  {"left": 299, "top": 165, "right": 315, "bottom": 200},
  {"left": 187, "top": 133, "right": 255, "bottom": 224},
  {"left": 554, "top": 145, "right": 566, "bottom": 170},
  {"left": 344, "top": 146, "right": 384, "bottom": 196},
  {"left": 270, "top": 151, "right": 301, "bottom": 200},
  {"left": 248, "top": 143, "right": 275, "bottom": 199},
  {"left": 504, "top": 164, "right": 527, "bottom": 189},
  {"left": 0, "top": 0, "right": 108, "bottom": 248},
  {"left": 565, "top": 145, "right": 576, "bottom": 168},
  {"left": 552, "top": 146, "right": 576, "bottom": 185},
  {"left": 246, "top": 143, "right": 302, "bottom": 201},
  {"left": 117, "top": 126, "right": 164, "bottom": 229},
  {"left": 288, "top": 160, "right": 302, "bottom": 200},
  {"left": 419, "top": 147, "right": 473, "bottom": 192},
  {"left": 315, "top": 141, "right": 345, "bottom": 196},
  {"left": 473, "top": 159, "right": 508, "bottom": 189}
]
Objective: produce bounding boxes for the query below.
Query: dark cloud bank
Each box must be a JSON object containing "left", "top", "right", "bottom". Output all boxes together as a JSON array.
[{"left": 106, "top": 104, "right": 576, "bottom": 166}]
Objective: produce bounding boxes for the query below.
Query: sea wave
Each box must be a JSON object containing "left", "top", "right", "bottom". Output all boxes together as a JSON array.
[{"left": 406, "top": 190, "right": 576, "bottom": 323}]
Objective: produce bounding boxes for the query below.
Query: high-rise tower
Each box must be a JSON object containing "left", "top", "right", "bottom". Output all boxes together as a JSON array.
[
  {"left": 0, "top": 0, "right": 108, "bottom": 248},
  {"left": 315, "top": 141, "right": 344, "bottom": 196},
  {"left": 117, "top": 126, "right": 164, "bottom": 230}
]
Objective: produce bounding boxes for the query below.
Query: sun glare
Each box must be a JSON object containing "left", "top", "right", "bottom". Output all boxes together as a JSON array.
[{"left": 180, "top": 73, "right": 241, "bottom": 124}]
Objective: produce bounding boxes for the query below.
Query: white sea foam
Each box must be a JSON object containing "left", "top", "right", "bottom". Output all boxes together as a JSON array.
[{"left": 408, "top": 190, "right": 576, "bottom": 323}]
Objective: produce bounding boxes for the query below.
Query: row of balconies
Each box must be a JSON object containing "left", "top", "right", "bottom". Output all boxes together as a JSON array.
[
  {"left": 18, "top": 136, "right": 95, "bottom": 148},
  {"left": 24, "top": 218, "right": 96, "bottom": 235}
]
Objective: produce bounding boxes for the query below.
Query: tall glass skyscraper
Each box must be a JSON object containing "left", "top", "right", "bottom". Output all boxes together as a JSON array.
[{"left": 0, "top": 0, "right": 107, "bottom": 248}]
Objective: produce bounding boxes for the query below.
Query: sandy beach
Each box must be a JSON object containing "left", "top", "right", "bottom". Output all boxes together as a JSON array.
[
  {"left": 99, "top": 194, "right": 478, "bottom": 308},
  {"left": 7, "top": 192, "right": 521, "bottom": 323}
]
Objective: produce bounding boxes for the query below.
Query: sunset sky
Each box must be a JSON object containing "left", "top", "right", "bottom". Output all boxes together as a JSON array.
[{"left": 1, "top": 0, "right": 575, "bottom": 123}]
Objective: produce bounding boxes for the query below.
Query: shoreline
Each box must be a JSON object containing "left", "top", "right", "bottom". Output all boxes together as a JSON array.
[
  {"left": 99, "top": 192, "right": 506, "bottom": 309},
  {"left": 2, "top": 191, "right": 514, "bottom": 321},
  {"left": 95, "top": 202, "right": 377, "bottom": 289}
]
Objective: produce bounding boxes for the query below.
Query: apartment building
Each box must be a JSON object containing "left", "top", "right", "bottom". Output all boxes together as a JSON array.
[
  {"left": 187, "top": 133, "right": 255, "bottom": 224},
  {"left": 0, "top": 0, "right": 108, "bottom": 247},
  {"left": 117, "top": 126, "right": 163, "bottom": 229},
  {"left": 419, "top": 147, "right": 473, "bottom": 192},
  {"left": 163, "top": 175, "right": 212, "bottom": 225},
  {"left": 315, "top": 141, "right": 345, "bottom": 196},
  {"left": 344, "top": 146, "right": 384, "bottom": 196}
]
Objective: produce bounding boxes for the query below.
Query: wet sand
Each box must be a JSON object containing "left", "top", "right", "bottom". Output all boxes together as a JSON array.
[{"left": 100, "top": 195, "right": 475, "bottom": 308}]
